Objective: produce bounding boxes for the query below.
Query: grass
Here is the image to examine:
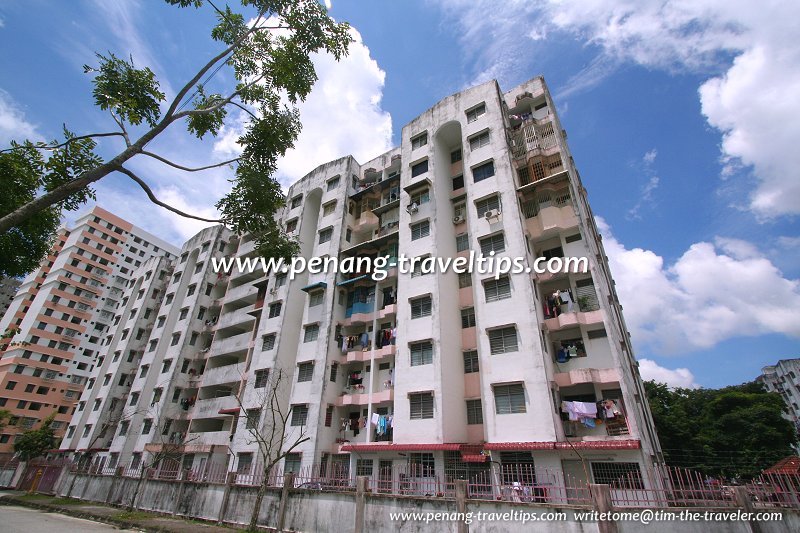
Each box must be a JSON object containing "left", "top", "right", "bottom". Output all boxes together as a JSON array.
[
  {"left": 17, "top": 493, "right": 53, "bottom": 500},
  {"left": 49, "top": 497, "right": 83, "bottom": 505},
  {"left": 112, "top": 510, "right": 155, "bottom": 521}
]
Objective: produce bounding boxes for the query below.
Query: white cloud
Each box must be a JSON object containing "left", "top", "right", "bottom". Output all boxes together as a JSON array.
[
  {"left": 626, "top": 149, "right": 660, "bottom": 220},
  {"left": 598, "top": 218, "right": 800, "bottom": 354},
  {"left": 0, "top": 89, "right": 43, "bottom": 146},
  {"left": 435, "top": 0, "right": 800, "bottom": 218},
  {"left": 215, "top": 27, "right": 392, "bottom": 187},
  {"left": 639, "top": 359, "right": 699, "bottom": 389}
]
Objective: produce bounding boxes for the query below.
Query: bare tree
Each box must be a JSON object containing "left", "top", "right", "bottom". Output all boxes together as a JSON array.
[{"left": 233, "top": 367, "right": 309, "bottom": 532}]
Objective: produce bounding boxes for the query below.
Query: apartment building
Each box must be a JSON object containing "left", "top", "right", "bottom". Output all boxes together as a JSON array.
[
  {"left": 758, "top": 359, "right": 800, "bottom": 431},
  {"left": 58, "top": 226, "right": 239, "bottom": 471},
  {"left": 0, "top": 206, "right": 178, "bottom": 453},
  {"left": 61, "top": 77, "right": 663, "bottom": 491}
]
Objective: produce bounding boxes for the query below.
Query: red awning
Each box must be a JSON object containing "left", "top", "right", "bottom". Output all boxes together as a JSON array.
[
  {"left": 484, "top": 442, "right": 555, "bottom": 451},
  {"left": 764, "top": 456, "right": 800, "bottom": 475},
  {"left": 340, "top": 443, "right": 462, "bottom": 452},
  {"left": 219, "top": 408, "right": 240, "bottom": 415},
  {"left": 554, "top": 440, "right": 641, "bottom": 450}
]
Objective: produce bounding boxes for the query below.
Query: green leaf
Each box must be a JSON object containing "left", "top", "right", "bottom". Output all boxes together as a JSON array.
[{"left": 88, "top": 53, "right": 165, "bottom": 127}]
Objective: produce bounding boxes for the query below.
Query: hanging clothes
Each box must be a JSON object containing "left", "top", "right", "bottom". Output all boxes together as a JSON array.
[{"left": 560, "top": 290, "right": 574, "bottom": 312}]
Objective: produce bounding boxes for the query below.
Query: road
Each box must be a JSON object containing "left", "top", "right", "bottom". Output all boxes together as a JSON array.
[{"left": 0, "top": 504, "right": 138, "bottom": 532}]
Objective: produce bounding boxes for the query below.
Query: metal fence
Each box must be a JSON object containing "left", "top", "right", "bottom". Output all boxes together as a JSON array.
[{"left": 64, "top": 458, "right": 800, "bottom": 510}]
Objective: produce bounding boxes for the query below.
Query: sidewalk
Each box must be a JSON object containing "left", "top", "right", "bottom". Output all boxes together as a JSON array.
[{"left": 0, "top": 491, "right": 242, "bottom": 532}]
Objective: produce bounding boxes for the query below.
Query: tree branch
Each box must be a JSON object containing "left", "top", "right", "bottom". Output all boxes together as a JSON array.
[
  {"left": 116, "top": 166, "right": 222, "bottom": 223},
  {"left": 109, "top": 110, "right": 132, "bottom": 147},
  {"left": 0, "top": 132, "right": 125, "bottom": 153},
  {"left": 140, "top": 150, "right": 239, "bottom": 172},
  {"left": 230, "top": 101, "right": 258, "bottom": 121}
]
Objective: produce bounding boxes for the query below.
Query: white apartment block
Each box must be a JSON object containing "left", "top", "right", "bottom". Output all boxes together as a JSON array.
[
  {"left": 0, "top": 206, "right": 177, "bottom": 454},
  {"left": 61, "top": 77, "right": 663, "bottom": 491},
  {"left": 758, "top": 359, "right": 800, "bottom": 431}
]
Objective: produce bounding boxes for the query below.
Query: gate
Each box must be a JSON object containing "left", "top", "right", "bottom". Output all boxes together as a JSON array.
[{"left": 17, "top": 460, "right": 67, "bottom": 494}]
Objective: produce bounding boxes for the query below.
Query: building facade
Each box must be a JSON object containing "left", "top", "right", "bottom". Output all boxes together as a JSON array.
[
  {"left": 0, "top": 206, "right": 178, "bottom": 454},
  {"left": 0, "top": 277, "right": 22, "bottom": 317},
  {"left": 758, "top": 359, "right": 800, "bottom": 432},
  {"left": 60, "top": 77, "right": 663, "bottom": 491}
]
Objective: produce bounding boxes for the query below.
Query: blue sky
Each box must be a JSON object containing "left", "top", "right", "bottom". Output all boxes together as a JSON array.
[{"left": 0, "top": 0, "right": 798, "bottom": 389}]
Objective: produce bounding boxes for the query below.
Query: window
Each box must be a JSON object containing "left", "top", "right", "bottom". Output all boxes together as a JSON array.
[
  {"left": 319, "top": 227, "right": 333, "bottom": 244},
  {"left": 284, "top": 453, "right": 302, "bottom": 473},
  {"left": 410, "top": 341, "right": 433, "bottom": 366},
  {"left": 165, "top": 293, "right": 174, "bottom": 305},
  {"left": 275, "top": 273, "right": 287, "bottom": 287},
  {"left": 187, "top": 284, "right": 196, "bottom": 296},
  {"left": 466, "top": 103, "right": 486, "bottom": 123},
  {"left": 140, "top": 364, "right": 150, "bottom": 377},
  {"left": 237, "top": 453, "right": 254, "bottom": 474},
  {"left": 327, "top": 176, "right": 340, "bottom": 191},
  {"left": 291, "top": 195, "right": 302, "bottom": 209},
  {"left": 309, "top": 291, "right": 324, "bottom": 307},
  {"left": 142, "top": 418, "right": 153, "bottom": 434},
  {"left": 476, "top": 195, "right": 501, "bottom": 218},
  {"left": 489, "top": 326, "right": 518, "bottom": 354},
  {"left": 410, "top": 295, "right": 432, "bottom": 319},
  {"left": 5, "top": 381, "right": 16, "bottom": 390},
  {"left": 254, "top": 369, "right": 270, "bottom": 388},
  {"left": 410, "top": 220, "right": 430, "bottom": 240},
  {"left": 303, "top": 324, "right": 319, "bottom": 343},
  {"left": 171, "top": 333, "right": 181, "bottom": 346},
  {"left": 161, "top": 359, "right": 173, "bottom": 373},
  {"left": 322, "top": 201, "right": 336, "bottom": 217},
  {"left": 587, "top": 328, "right": 608, "bottom": 339},
  {"left": 409, "top": 392, "right": 434, "bottom": 419},
  {"left": 189, "top": 332, "right": 199, "bottom": 346},
  {"left": 356, "top": 458, "right": 374, "bottom": 477},
  {"left": 458, "top": 272, "right": 472, "bottom": 288},
  {"left": 285, "top": 219, "right": 297, "bottom": 233},
  {"left": 130, "top": 392, "right": 140, "bottom": 406},
  {"left": 591, "top": 462, "right": 644, "bottom": 489},
  {"left": 472, "top": 161, "right": 495, "bottom": 183},
  {"left": 268, "top": 302, "right": 282, "bottom": 318},
  {"left": 469, "top": 130, "right": 490, "bottom": 151},
  {"left": 329, "top": 362, "right": 338, "bottom": 382},
  {"left": 479, "top": 233, "right": 505, "bottom": 255},
  {"left": 565, "top": 233, "right": 582, "bottom": 243},
  {"left": 411, "top": 159, "right": 428, "bottom": 178},
  {"left": 484, "top": 276, "right": 511, "bottom": 302},
  {"left": 411, "top": 256, "right": 429, "bottom": 278},
  {"left": 451, "top": 148, "right": 462, "bottom": 163},
  {"left": 494, "top": 383, "right": 526, "bottom": 414},
  {"left": 410, "top": 188, "right": 430, "bottom": 205},
  {"left": 246, "top": 409, "right": 261, "bottom": 430},
  {"left": 157, "top": 315, "right": 166, "bottom": 327},
  {"left": 461, "top": 307, "right": 476, "bottom": 329},
  {"left": 297, "top": 362, "right": 314, "bottom": 382},
  {"left": 463, "top": 350, "right": 479, "bottom": 373},
  {"left": 452, "top": 174, "right": 464, "bottom": 190},
  {"left": 411, "top": 132, "right": 427, "bottom": 150},
  {"left": 456, "top": 234, "right": 469, "bottom": 252},
  {"left": 290, "top": 404, "right": 309, "bottom": 426},
  {"left": 466, "top": 399, "right": 483, "bottom": 424},
  {"left": 262, "top": 334, "right": 276, "bottom": 350}
]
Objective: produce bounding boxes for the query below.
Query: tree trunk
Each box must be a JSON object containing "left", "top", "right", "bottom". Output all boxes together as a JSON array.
[
  {"left": 248, "top": 481, "right": 268, "bottom": 532},
  {"left": 129, "top": 472, "right": 145, "bottom": 511}
]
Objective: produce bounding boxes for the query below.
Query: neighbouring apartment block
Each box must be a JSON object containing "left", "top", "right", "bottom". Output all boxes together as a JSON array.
[
  {"left": 0, "top": 206, "right": 178, "bottom": 453},
  {"left": 758, "top": 359, "right": 800, "bottom": 431},
  {"left": 0, "top": 276, "right": 22, "bottom": 317},
  {"left": 58, "top": 77, "right": 663, "bottom": 491}
]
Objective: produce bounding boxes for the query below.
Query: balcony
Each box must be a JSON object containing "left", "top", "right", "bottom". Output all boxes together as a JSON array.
[
  {"left": 544, "top": 310, "right": 603, "bottom": 332},
  {"left": 524, "top": 205, "right": 578, "bottom": 241},
  {"left": 346, "top": 344, "right": 396, "bottom": 363},
  {"left": 202, "top": 363, "right": 244, "bottom": 387},
  {"left": 215, "top": 308, "right": 256, "bottom": 330},
  {"left": 225, "top": 282, "right": 258, "bottom": 303},
  {"left": 509, "top": 118, "right": 559, "bottom": 160},
  {"left": 344, "top": 303, "right": 396, "bottom": 326},
  {"left": 563, "top": 414, "right": 630, "bottom": 440},
  {"left": 335, "top": 388, "right": 393, "bottom": 407},
  {"left": 193, "top": 395, "right": 239, "bottom": 418},
  {"left": 210, "top": 331, "right": 252, "bottom": 357},
  {"left": 354, "top": 211, "right": 379, "bottom": 232},
  {"left": 553, "top": 368, "right": 622, "bottom": 388},
  {"left": 185, "top": 430, "right": 232, "bottom": 447}
]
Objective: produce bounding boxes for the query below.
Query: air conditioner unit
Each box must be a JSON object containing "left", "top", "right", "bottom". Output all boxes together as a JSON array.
[
  {"left": 452, "top": 215, "right": 464, "bottom": 224},
  {"left": 484, "top": 209, "right": 501, "bottom": 219},
  {"left": 406, "top": 203, "right": 419, "bottom": 214}
]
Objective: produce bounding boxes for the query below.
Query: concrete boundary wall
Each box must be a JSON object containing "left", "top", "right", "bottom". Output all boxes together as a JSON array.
[{"left": 53, "top": 471, "right": 799, "bottom": 533}]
